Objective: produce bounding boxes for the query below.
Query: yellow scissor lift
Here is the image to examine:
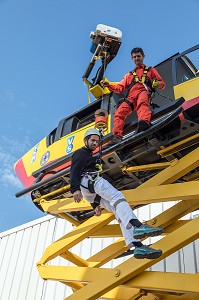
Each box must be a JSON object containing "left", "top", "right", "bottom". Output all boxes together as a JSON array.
[
  {"left": 15, "top": 26, "right": 199, "bottom": 299},
  {"left": 36, "top": 141, "right": 199, "bottom": 300},
  {"left": 35, "top": 47, "right": 199, "bottom": 298}
]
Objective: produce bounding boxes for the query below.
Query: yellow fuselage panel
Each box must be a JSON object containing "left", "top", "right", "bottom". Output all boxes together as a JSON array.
[
  {"left": 174, "top": 77, "right": 199, "bottom": 100},
  {"left": 20, "top": 116, "right": 111, "bottom": 177}
]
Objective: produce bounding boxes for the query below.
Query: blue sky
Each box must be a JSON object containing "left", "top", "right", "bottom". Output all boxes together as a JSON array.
[{"left": 0, "top": 0, "right": 198, "bottom": 232}]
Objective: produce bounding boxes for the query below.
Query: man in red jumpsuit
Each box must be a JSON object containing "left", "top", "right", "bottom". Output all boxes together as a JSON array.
[{"left": 100, "top": 47, "right": 166, "bottom": 145}]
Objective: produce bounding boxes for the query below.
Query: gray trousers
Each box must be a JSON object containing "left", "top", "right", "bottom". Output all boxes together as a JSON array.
[{"left": 81, "top": 176, "right": 140, "bottom": 247}]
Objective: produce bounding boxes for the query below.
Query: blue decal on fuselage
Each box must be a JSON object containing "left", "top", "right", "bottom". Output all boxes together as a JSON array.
[
  {"left": 66, "top": 136, "right": 74, "bottom": 154},
  {"left": 31, "top": 143, "right": 40, "bottom": 163}
]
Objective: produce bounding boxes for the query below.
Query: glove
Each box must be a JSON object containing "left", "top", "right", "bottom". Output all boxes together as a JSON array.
[
  {"left": 100, "top": 79, "right": 109, "bottom": 88},
  {"left": 152, "top": 79, "right": 159, "bottom": 89}
]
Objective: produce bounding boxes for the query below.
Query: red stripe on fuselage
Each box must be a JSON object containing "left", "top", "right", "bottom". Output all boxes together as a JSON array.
[{"left": 15, "top": 158, "right": 72, "bottom": 189}]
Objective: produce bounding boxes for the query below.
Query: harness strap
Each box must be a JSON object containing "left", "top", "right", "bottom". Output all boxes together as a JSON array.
[
  {"left": 131, "top": 66, "right": 150, "bottom": 84},
  {"left": 94, "top": 194, "right": 101, "bottom": 205},
  {"left": 81, "top": 179, "right": 101, "bottom": 209},
  {"left": 80, "top": 179, "right": 96, "bottom": 193},
  {"left": 125, "top": 66, "right": 152, "bottom": 99},
  {"left": 124, "top": 98, "right": 134, "bottom": 110},
  {"left": 88, "top": 179, "right": 95, "bottom": 193},
  {"left": 88, "top": 180, "right": 101, "bottom": 209}
]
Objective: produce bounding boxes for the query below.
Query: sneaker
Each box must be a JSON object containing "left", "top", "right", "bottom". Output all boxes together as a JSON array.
[
  {"left": 134, "top": 245, "right": 162, "bottom": 259},
  {"left": 135, "top": 120, "right": 151, "bottom": 134},
  {"left": 133, "top": 224, "right": 164, "bottom": 239}
]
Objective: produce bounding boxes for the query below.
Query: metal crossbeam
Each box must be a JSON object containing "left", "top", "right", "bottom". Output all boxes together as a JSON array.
[
  {"left": 37, "top": 216, "right": 199, "bottom": 300},
  {"left": 37, "top": 146, "right": 199, "bottom": 299}
]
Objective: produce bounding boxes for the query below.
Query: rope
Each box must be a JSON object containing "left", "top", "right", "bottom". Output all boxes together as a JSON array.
[
  {"left": 95, "top": 126, "right": 104, "bottom": 171},
  {"left": 100, "top": 52, "right": 108, "bottom": 102},
  {"left": 87, "top": 84, "right": 91, "bottom": 103}
]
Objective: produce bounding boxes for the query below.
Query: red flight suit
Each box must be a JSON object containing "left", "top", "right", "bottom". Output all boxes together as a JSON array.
[{"left": 108, "top": 64, "right": 166, "bottom": 138}]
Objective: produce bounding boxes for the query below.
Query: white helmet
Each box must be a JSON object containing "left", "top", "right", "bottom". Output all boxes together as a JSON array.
[{"left": 84, "top": 128, "right": 100, "bottom": 139}]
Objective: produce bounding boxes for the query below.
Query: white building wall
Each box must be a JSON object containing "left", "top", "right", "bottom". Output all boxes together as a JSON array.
[
  {"left": 0, "top": 203, "right": 198, "bottom": 300},
  {"left": 0, "top": 215, "right": 73, "bottom": 300}
]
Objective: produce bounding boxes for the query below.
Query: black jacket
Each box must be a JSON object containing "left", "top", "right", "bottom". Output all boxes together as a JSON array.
[{"left": 70, "top": 147, "right": 98, "bottom": 194}]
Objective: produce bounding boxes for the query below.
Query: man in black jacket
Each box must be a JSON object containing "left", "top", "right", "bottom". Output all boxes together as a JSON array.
[{"left": 70, "top": 128, "right": 163, "bottom": 259}]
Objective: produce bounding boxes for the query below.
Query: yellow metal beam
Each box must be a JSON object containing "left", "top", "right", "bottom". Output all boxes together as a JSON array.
[
  {"left": 40, "top": 147, "right": 199, "bottom": 216},
  {"left": 38, "top": 190, "right": 198, "bottom": 273},
  {"left": 97, "top": 287, "right": 149, "bottom": 300},
  {"left": 124, "top": 271, "right": 199, "bottom": 294},
  {"left": 147, "top": 198, "right": 199, "bottom": 228},
  {"left": 38, "top": 264, "right": 114, "bottom": 282},
  {"left": 40, "top": 197, "right": 91, "bottom": 214},
  {"left": 88, "top": 239, "right": 127, "bottom": 268},
  {"left": 60, "top": 250, "right": 89, "bottom": 267},
  {"left": 89, "top": 198, "right": 197, "bottom": 268},
  {"left": 88, "top": 220, "right": 189, "bottom": 271},
  {"left": 62, "top": 282, "right": 84, "bottom": 291},
  {"left": 90, "top": 220, "right": 189, "bottom": 238},
  {"left": 128, "top": 290, "right": 149, "bottom": 300},
  {"left": 123, "top": 181, "right": 199, "bottom": 206},
  {"left": 90, "top": 224, "right": 122, "bottom": 237},
  {"left": 165, "top": 219, "right": 189, "bottom": 233},
  {"left": 85, "top": 214, "right": 192, "bottom": 270},
  {"left": 36, "top": 147, "right": 199, "bottom": 300},
  {"left": 41, "top": 181, "right": 199, "bottom": 215},
  {"left": 157, "top": 133, "right": 199, "bottom": 157},
  {"left": 57, "top": 213, "right": 81, "bottom": 227},
  {"left": 38, "top": 216, "right": 199, "bottom": 300},
  {"left": 57, "top": 271, "right": 199, "bottom": 300},
  {"left": 137, "top": 146, "right": 199, "bottom": 187},
  {"left": 37, "top": 210, "right": 114, "bottom": 265},
  {"left": 40, "top": 189, "right": 198, "bottom": 272},
  {"left": 121, "top": 161, "right": 176, "bottom": 173},
  {"left": 34, "top": 184, "right": 70, "bottom": 202}
]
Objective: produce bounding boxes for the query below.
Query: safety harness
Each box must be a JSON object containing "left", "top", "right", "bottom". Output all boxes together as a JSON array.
[
  {"left": 121, "top": 66, "right": 156, "bottom": 110},
  {"left": 84, "top": 163, "right": 102, "bottom": 192},
  {"left": 130, "top": 66, "right": 153, "bottom": 93},
  {"left": 83, "top": 165, "right": 102, "bottom": 209},
  {"left": 81, "top": 131, "right": 104, "bottom": 210}
]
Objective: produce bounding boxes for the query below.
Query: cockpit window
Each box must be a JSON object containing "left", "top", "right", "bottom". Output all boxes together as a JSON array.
[
  {"left": 187, "top": 50, "right": 199, "bottom": 75},
  {"left": 46, "top": 97, "right": 108, "bottom": 146},
  {"left": 77, "top": 112, "right": 96, "bottom": 129},
  {"left": 175, "top": 48, "right": 199, "bottom": 84},
  {"left": 46, "top": 128, "right": 57, "bottom": 147}
]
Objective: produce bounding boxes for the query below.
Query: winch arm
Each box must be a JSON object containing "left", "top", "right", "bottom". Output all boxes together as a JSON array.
[{"left": 82, "top": 24, "right": 122, "bottom": 86}]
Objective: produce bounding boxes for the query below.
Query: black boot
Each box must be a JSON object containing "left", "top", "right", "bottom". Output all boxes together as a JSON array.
[
  {"left": 103, "top": 135, "right": 122, "bottom": 149},
  {"left": 135, "top": 120, "right": 151, "bottom": 134}
]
